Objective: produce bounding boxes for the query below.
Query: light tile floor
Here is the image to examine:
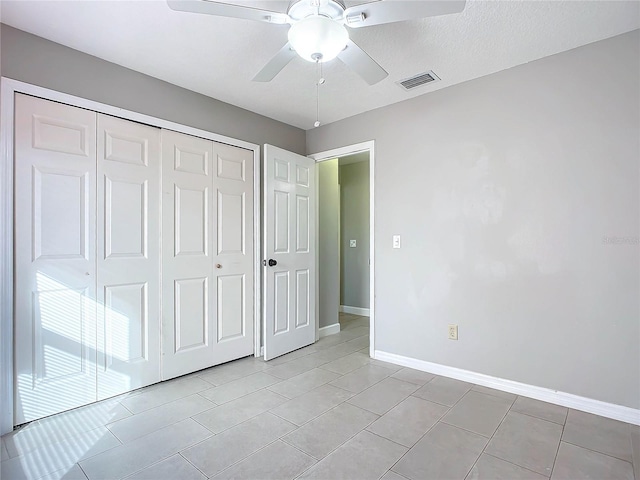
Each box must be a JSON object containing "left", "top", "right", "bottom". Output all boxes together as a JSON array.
[{"left": 1, "top": 313, "right": 638, "bottom": 480}]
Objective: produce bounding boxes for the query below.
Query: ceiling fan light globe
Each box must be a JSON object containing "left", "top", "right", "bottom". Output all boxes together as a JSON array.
[{"left": 288, "top": 15, "right": 348, "bottom": 63}]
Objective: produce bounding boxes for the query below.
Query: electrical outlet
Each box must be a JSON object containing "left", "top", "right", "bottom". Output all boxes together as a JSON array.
[
  {"left": 393, "top": 235, "right": 401, "bottom": 249},
  {"left": 448, "top": 324, "right": 458, "bottom": 340},
  {"left": 350, "top": 239, "right": 357, "bottom": 248}
]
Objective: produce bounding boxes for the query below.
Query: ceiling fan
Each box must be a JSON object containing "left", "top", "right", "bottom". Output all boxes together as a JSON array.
[{"left": 168, "top": 0, "right": 466, "bottom": 85}]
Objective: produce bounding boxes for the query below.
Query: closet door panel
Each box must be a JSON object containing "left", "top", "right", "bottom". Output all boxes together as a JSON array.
[
  {"left": 162, "top": 132, "right": 254, "bottom": 379},
  {"left": 212, "top": 142, "right": 254, "bottom": 358},
  {"left": 14, "top": 94, "right": 98, "bottom": 425},
  {"left": 96, "top": 114, "right": 161, "bottom": 400},
  {"left": 162, "top": 130, "right": 216, "bottom": 379}
]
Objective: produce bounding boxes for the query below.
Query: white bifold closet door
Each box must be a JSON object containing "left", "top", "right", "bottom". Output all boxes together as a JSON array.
[
  {"left": 14, "top": 94, "right": 161, "bottom": 424},
  {"left": 96, "top": 114, "right": 161, "bottom": 400},
  {"left": 161, "top": 130, "right": 254, "bottom": 380},
  {"left": 14, "top": 94, "right": 99, "bottom": 424}
]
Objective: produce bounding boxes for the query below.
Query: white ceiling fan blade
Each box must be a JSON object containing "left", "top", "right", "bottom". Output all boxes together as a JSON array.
[
  {"left": 343, "top": 0, "right": 466, "bottom": 28},
  {"left": 337, "top": 39, "right": 388, "bottom": 85},
  {"left": 167, "top": 0, "right": 290, "bottom": 24},
  {"left": 253, "top": 42, "right": 297, "bottom": 82}
]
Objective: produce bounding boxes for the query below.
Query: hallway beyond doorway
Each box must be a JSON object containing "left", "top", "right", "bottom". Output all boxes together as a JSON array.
[{"left": 339, "top": 312, "right": 369, "bottom": 332}]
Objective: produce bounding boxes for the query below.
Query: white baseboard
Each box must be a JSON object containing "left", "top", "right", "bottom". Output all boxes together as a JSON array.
[
  {"left": 339, "top": 305, "right": 370, "bottom": 317},
  {"left": 374, "top": 350, "right": 640, "bottom": 426},
  {"left": 319, "top": 323, "right": 341, "bottom": 338}
]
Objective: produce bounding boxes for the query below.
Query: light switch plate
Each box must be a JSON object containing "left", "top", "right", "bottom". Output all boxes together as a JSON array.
[
  {"left": 349, "top": 239, "right": 357, "bottom": 248},
  {"left": 393, "top": 235, "right": 401, "bottom": 249}
]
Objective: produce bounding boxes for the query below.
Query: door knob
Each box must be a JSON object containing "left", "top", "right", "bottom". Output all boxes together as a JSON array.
[
  {"left": 268, "top": 259, "right": 277, "bottom": 267},
  {"left": 216, "top": 264, "right": 222, "bottom": 269}
]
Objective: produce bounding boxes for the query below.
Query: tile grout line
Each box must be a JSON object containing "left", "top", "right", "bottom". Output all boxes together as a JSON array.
[
  {"left": 468, "top": 393, "right": 576, "bottom": 478},
  {"left": 280, "top": 435, "right": 324, "bottom": 462},
  {"left": 559, "top": 438, "right": 636, "bottom": 465},
  {"left": 214, "top": 436, "right": 315, "bottom": 479},
  {"left": 199, "top": 379, "right": 285, "bottom": 405},
  {"left": 266, "top": 345, "right": 367, "bottom": 379},
  {"left": 83, "top": 427, "right": 216, "bottom": 480},
  {"left": 267, "top": 398, "right": 354, "bottom": 430},
  {"left": 279, "top": 402, "right": 382, "bottom": 463},
  {"left": 437, "top": 419, "right": 498, "bottom": 440},
  {"left": 117, "top": 386, "right": 216, "bottom": 415},
  {"left": 188, "top": 415, "right": 219, "bottom": 437},
  {"left": 193, "top": 385, "right": 282, "bottom": 413},
  {"left": 105, "top": 396, "right": 219, "bottom": 443},
  {"left": 176, "top": 426, "right": 218, "bottom": 458},
  {"left": 397, "top": 385, "right": 511, "bottom": 480},
  {"left": 463, "top": 393, "right": 524, "bottom": 479},
  {"left": 196, "top": 391, "right": 222, "bottom": 406},
  {"left": 345, "top": 380, "right": 421, "bottom": 418},
  {"left": 121, "top": 455, "right": 170, "bottom": 479},
  {"left": 509, "top": 409, "right": 567, "bottom": 426},
  {"left": 365, "top": 428, "right": 415, "bottom": 450},
  {"left": 386, "top": 391, "right": 457, "bottom": 476},
  {"left": 188, "top": 385, "right": 304, "bottom": 435},
  {"left": 328, "top": 360, "right": 406, "bottom": 396},
  {"left": 381, "top": 378, "right": 477, "bottom": 476},
  {"left": 6, "top": 422, "right": 126, "bottom": 467},
  {"left": 77, "top": 461, "right": 90, "bottom": 480},
  {"left": 381, "top": 469, "right": 412, "bottom": 480},
  {"left": 548, "top": 413, "right": 567, "bottom": 479},
  {"left": 290, "top": 441, "right": 321, "bottom": 480},
  {"left": 182, "top": 409, "right": 307, "bottom": 463},
  {"left": 118, "top": 401, "right": 135, "bottom": 416},
  {"left": 178, "top": 451, "right": 209, "bottom": 479},
  {"left": 185, "top": 388, "right": 295, "bottom": 437},
  {"left": 267, "top": 406, "right": 313, "bottom": 428},
  {"left": 482, "top": 451, "right": 552, "bottom": 478}
]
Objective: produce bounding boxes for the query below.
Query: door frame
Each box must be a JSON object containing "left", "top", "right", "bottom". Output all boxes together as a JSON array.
[
  {"left": 308, "top": 141, "right": 375, "bottom": 357},
  {"left": 0, "top": 78, "right": 262, "bottom": 435}
]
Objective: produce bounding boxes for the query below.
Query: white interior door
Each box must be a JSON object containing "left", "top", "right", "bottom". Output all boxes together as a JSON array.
[
  {"left": 96, "top": 114, "right": 161, "bottom": 399},
  {"left": 14, "top": 94, "right": 98, "bottom": 424},
  {"left": 263, "top": 145, "right": 316, "bottom": 360},
  {"left": 161, "top": 130, "right": 254, "bottom": 379}
]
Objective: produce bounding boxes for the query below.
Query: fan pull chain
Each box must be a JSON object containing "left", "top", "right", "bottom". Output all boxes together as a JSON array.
[{"left": 315, "top": 60, "right": 325, "bottom": 128}]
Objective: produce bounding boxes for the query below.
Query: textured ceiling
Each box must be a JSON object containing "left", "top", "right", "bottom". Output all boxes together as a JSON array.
[{"left": 1, "top": 1, "right": 638, "bottom": 129}]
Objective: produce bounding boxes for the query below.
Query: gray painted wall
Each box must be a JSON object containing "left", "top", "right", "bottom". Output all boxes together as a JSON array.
[
  {"left": 307, "top": 30, "right": 640, "bottom": 409},
  {"left": 318, "top": 159, "right": 340, "bottom": 328},
  {"left": 340, "top": 160, "right": 370, "bottom": 309},
  {"left": 0, "top": 25, "right": 305, "bottom": 154}
]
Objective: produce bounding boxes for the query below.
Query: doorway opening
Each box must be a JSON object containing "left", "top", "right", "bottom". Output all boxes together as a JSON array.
[{"left": 311, "top": 141, "right": 375, "bottom": 356}]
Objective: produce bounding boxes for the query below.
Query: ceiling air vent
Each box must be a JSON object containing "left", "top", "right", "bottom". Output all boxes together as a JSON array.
[{"left": 398, "top": 70, "right": 440, "bottom": 91}]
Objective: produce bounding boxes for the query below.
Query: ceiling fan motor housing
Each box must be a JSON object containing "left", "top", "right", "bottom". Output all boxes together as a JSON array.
[{"left": 287, "top": 0, "right": 345, "bottom": 22}]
